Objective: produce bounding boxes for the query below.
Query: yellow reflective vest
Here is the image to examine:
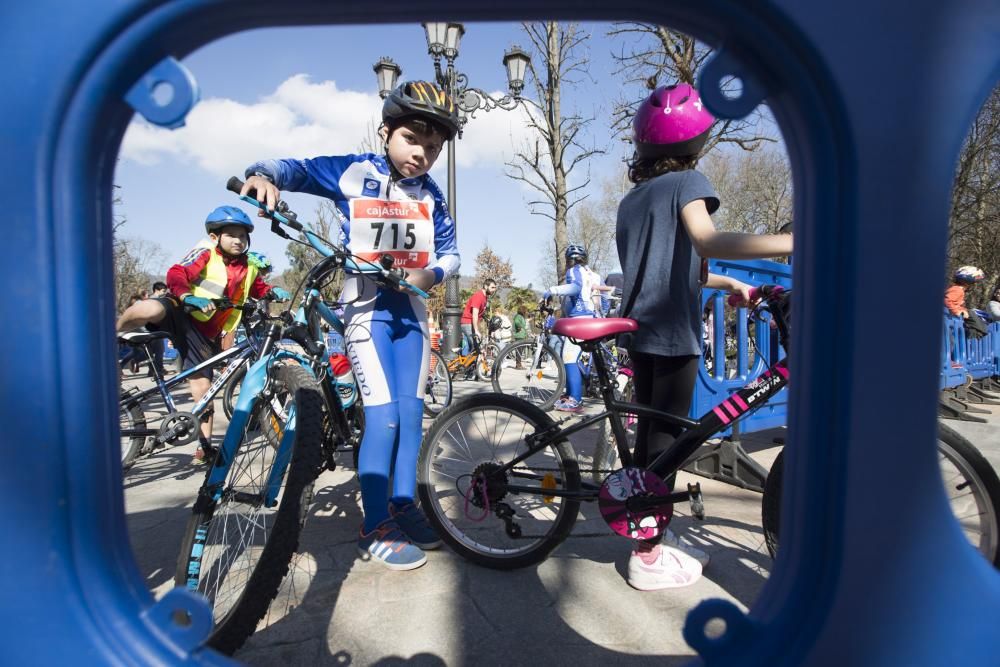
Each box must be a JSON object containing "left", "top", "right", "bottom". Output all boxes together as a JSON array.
[{"left": 188, "top": 241, "right": 259, "bottom": 334}]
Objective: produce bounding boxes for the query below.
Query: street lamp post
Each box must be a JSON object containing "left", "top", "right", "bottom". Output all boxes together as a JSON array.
[{"left": 374, "top": 24, "right": 530, "bottom": 359}]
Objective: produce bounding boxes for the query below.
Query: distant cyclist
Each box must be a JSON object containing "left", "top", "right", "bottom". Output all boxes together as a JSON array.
[
  {"left": 543, "top": 244, "right": 604, "bottom": 413},
  {"left": 116, "top": 206, "right": 289, "bottom": 463},
  {"left": 461, "top": 278, "right": 498, "bottom": 356}
]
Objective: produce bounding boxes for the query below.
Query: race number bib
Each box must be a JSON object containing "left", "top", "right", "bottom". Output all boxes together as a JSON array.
[{"left": 349, "top": 198, "right": 434, "bottom": 269}]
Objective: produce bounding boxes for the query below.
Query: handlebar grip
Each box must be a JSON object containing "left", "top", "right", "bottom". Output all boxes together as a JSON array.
[
  {"left": 226, "top": 176, "right": 244, "bottom": 195},
  {"left": 227, "top": 175, "right": 304, "bottom": 231},
  {"left": 727, "top": 284, "right": 785, "bottom": 307}
]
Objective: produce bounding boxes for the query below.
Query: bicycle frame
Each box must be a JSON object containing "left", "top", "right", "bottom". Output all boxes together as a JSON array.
[{"left": 493, "top": 313, "right": 790, "bottom": 503}]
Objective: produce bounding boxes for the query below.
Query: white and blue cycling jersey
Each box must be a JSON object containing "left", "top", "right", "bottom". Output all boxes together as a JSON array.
[
  {"left": 550, "top": 264, "right": 602, "bottom": 318},
  {"left": 246, "top": 153, "right": 461, "bottom": 530},
  {"left": 247, "top": 154, "right": 460, "bottom": 285}
]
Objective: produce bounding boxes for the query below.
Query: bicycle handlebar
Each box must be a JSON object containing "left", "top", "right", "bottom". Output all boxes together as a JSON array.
[
  {"left": 727, "top": 284, "right": 786, "bottom": 307},
  {"left": 227, "top": 176, "right": 429, "bottom": 299}
]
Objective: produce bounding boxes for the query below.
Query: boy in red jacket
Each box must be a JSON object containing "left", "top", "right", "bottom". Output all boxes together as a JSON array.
[{"left": 117, "top": 205, "right": 289, "bottom": 462}]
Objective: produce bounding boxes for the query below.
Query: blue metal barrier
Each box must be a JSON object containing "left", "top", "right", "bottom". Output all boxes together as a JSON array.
[
  {"left": 692, "top": 258, "right": 793, "bottom": 435},
  {"left": 6, "top": 0, "right": 1000, "bottom": 665},
  {"left": 941, "top": 313, "right": 968, "bottom": 389},
  {"left": 966, "top": 319, "right": 998, "bottom": 380}
]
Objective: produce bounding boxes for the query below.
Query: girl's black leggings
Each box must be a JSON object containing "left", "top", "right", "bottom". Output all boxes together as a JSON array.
[{"left": 630, "top": 351, "right": 701, "bottom": 469}]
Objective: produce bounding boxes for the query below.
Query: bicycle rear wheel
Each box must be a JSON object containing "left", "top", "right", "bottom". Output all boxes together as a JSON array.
[
  {"left": 174, "top": 363, "right": 324, "bottom": 654},
  {"left": 491, "top": 340, "right": 566, "bottom": 411},
  {"left": 423, "top": 348, "right": 453, "bottom": 417},
  {"left": 761, "top": 422, "right": 1000, "bottom": 567},
  {"left": 417, "top": 393, "right": 581, "bottom": 570}
]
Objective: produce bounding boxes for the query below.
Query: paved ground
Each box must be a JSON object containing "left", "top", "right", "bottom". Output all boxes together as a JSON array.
[{"left": 122, "top": 371, "right": 1000, "bottom": 666}]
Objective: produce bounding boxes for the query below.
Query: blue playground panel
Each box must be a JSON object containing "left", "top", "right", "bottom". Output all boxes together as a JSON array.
[{"left": 4, "top": 1, "right": 1000, "bottom": 665}]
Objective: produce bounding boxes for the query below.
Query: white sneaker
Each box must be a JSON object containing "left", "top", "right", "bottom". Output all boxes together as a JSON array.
[
  {"left": 627, "top": 541, "right": 703, "bottom": 591},
  {"left": 662, "top": 528, "right": 710, "bottom": 568}
]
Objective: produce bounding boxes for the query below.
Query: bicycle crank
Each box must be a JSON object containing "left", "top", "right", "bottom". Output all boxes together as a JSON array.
[
  {"left": 598, "top": 467, "right": 672, "bottom": 540},
  {"left": 156, "top": 412, "right": 200, "bottom": 446}
]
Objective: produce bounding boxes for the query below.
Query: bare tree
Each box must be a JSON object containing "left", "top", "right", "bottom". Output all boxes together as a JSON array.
[
  {"left": 357, "top": 117, "right": 384, "bottom": 155},
  {"left": 113, "top": 237, "right": 168, "bottom": 313},
  {"left": 472, "top": 243, "right": 515, "bottom": 289},
  {"left": 949, "top": 84, "right": 1000, "bottom": 305},
  {"left": 607, "top": 23, "right": 776, "bottom": 154},
  {"left": 282, "top": 200, "right": 344, "bottom": 301},
  {"left": 700, "top": 145, "right": 793, "bottom": 236},
  {"left": 538, "top": 171, "right": 629, "bottom": 286},
  {"left": 506, "top": 21, "right": 605, "bottom": 283}
]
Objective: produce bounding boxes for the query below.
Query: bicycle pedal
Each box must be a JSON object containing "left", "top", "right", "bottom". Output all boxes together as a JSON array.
[{"left": 687, "top": 482, "right": 705, "bottom": 520}]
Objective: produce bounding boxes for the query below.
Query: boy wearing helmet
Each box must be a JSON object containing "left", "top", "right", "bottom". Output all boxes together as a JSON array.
[
  {"left": 116, "top": 206, "right": 289, "bottom": 463},
  {"left": 617, "top": 82, "right": 793, "bottom": 591},
  {"left": 945, "top": 265, "right": 985, "bottom": 318},
  {"left": 240, "top": 81, "right": 462, "bottom": 571},
  {"left": 543, "top": 244, "right": 607, "bottom": 412}
]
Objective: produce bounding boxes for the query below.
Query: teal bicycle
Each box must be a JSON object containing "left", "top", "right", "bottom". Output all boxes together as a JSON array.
[{"left": 174, "top": 177, "right": 429, "bottom": 654}]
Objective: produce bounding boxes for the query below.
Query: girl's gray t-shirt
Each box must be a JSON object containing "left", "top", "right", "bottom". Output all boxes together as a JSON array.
[{"left": 615, "top": 169, "right": 719, "bottom": 357}]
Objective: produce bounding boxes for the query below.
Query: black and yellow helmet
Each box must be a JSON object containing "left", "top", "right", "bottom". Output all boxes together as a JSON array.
[{"left": 382, "top": 80, "right": 461, "bottom": 141}]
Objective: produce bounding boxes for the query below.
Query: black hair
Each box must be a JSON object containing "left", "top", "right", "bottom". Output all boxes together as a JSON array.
[
  {"left": 627, "top": 153, "right": 700, "bottom": 184},
  {"left": 152, "top": 281, "right": 167, "bottom": 292},
  {"left": 483, "top": 278, "right": 497, "bottom": 289},
  {"left": 385, "top": 116, "right": 449, "bottom": 143}
]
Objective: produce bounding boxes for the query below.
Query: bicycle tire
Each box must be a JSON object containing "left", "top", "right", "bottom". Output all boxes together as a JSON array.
[
  {"left": 347, "top": 401, "right": 366, "bottom": 470},
  {"left": 423, "top": 348, "right": 453, "bottom": 417},
  {"left": 491, "top": 340, "right": 566, "bottom": 411},
  {"left": 417, "top": 392, "right": 581, "bottom": 570},
  {"left": 174, "top": 363, "right": 324, "bottom": 655},
  {"left": 475, "top": 341, "right": 502, "bottom": 382},
  {"left": 120, "top": 398, "right": 146, "bottom": 472},
  {"left": 761, "top": 422, "right": 1000, "bottom": 567},
  {"left": 222, "top": 362, "right": 249, "bottom": 422}
]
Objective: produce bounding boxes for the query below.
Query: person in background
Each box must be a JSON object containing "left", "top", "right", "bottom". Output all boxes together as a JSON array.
[
  {"left": 461, "top": 278, "right": 497, "bottom": 355},
  {"left": 945, "top": 266, "right": 985, "bottom": 318},
  {"left": 511, "top": 305, "right": 529, "bottom": 369},
  {"left": 984, "top": 282, "right": 1000, "bottom": 321}
]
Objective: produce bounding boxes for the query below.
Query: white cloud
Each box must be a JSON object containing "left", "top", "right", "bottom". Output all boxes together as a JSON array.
[
  {"left": 119, "top": 75, "right": 383, "bottom": 177},
  {"left": 120, "top": 77, "right": 539, "bottom": 177}
]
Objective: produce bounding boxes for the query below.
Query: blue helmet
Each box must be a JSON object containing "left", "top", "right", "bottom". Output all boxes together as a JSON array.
[
  {"left": 205, "top": 206, "right": 254, "bottom": 234},
  {"left": 565, "top": 243, "right": 587, "bottom": 263}
]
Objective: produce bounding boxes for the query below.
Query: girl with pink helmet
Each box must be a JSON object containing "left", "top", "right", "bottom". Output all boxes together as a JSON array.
[{"left": 616, "top": 82, "right": 794, "bottom": 591}]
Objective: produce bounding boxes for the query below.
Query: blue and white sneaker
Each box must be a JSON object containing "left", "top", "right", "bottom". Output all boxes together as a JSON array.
[
  {"left": 389, "top": 501, "right": 442, "bottom": 550},
  {"left": 357, "top": 519, "right": 427, "bottom": 570},
  {"left": 554, "top": 397, "right": 584, "bottom": 413}
]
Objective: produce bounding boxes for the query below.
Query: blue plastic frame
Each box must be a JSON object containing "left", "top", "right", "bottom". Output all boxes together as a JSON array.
[{"left": 3, "top": 0, "right": 999, "bottom": 664}]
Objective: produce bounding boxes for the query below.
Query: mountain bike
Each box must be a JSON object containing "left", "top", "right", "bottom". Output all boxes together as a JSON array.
[
  {"left": 118, "top": 298, "right": 270, "bottom": 471},
  {"left": 444, "top": 326, "right": 501, "bottom": 382},
  {"left": 174, "top": 177, "right": 430, "bottom": 654},
  {"left": 415, "top": 285, "right": 1000, "bottom": 571}
]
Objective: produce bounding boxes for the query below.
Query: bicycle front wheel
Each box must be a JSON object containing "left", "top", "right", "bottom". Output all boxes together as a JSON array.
[
  {"left": 417, "top": 393, "right": 581, "bottom": 570},
  {"left": 761, "top": 422, "right": 1000, "bottom": 567},
  {"left": 491, "top": 340, "right": 566, "bottom": 411},
  {"left": 174, "top": 363, "right": 324, "bottom": 654},
  {"left": 475, "top": 341, "right": 502, "bottom": 381},
  {"left": 423, "top": 348, "right": 453, "bottom": 417},
  {"left": 120, "top": 398, "right": 146, "bottom": 471},
  {"left": 222, "top": 361, "right": 249, "bottom": 421}
]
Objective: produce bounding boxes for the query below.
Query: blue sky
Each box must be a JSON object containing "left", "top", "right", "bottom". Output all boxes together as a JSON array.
[
  {"left": 114, "top": 21, "right": 777, "bottom": 287},
  {"left": 114, "top": 22, "right": 639, "bottom": 287}
]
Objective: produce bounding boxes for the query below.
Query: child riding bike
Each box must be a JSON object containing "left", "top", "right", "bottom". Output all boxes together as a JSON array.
[
  {"left": 240, "top": 80, "right": 462, "bottom": 571},
  {"left": 115, "top": 206, "right": 289, "bottom": 463},
  {"left": 617, "top": 82, "right": 793, "bottom": 590}
]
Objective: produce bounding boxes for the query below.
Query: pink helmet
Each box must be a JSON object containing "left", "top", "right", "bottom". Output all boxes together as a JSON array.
[{"left": 632, "top": 83, "right": 715, "bottom": 159}]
